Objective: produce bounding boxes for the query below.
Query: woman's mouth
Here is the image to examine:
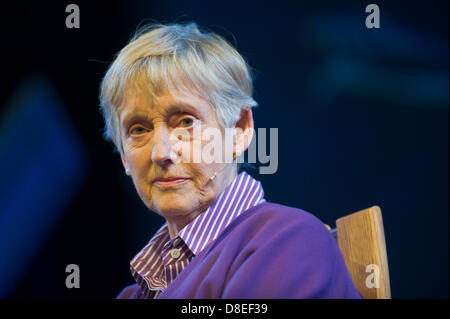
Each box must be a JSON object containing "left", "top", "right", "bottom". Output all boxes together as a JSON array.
[{"left": 154, "top": 178, "right": 189, "bottom": 189}]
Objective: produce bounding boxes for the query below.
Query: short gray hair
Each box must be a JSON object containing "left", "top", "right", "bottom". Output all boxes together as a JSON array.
[{"left": 99, "top": 22, "right": 258, "bottom": 153}]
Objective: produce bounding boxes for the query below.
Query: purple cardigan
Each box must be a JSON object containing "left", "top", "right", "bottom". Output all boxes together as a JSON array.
[{"left": 118, "top": 202, "right": 362, "bottom": 299}]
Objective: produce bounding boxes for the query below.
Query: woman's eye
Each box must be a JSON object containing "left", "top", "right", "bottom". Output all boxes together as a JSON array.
[
  {"left": 179, "top": 118, "right": 194, "bottom": 127},
  {"left": 130, "top": 126, "right": 148, "bottom": 135}
]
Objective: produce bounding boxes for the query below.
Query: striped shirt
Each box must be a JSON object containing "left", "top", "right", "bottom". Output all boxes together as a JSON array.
[{"left": 129, "top": 171, "right": 265, "bottom": 298}]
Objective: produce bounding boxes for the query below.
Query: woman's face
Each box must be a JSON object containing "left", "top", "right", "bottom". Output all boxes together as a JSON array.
[{"left": 118, "top": 88, "right": 237, "bottom": 231}]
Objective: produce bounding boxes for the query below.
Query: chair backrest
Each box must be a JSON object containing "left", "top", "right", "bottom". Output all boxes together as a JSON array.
[{"left": 331, "top": 206, "right": 391, "bottom": 299}]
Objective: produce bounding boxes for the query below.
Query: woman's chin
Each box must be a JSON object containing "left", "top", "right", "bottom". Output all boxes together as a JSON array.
[{"left": 151, "top": 194, "right": 197, "bottom": 217}]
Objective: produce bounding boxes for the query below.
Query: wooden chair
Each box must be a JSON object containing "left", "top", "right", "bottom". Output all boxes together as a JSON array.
[{"left": 326, "top": 206, "right": 391, "bottom": 299}]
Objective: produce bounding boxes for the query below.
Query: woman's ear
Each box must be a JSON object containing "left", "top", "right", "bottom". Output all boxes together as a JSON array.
[
  {"left": 120, "top": 153, "right": 128, "bottom": 170},
  {"left": 112, "top": 135, "right": 130, "bottom": 175},
  {"left": 234, "top": 107, "right": 254, "bottom": 154},
  {"left": 118, "top": 147, "right": 131, "bottom": 176}
]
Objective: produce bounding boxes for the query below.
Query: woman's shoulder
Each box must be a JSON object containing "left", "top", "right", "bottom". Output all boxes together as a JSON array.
[
  {"left": 209, "top": 201, "right": 360, "bottom": 298},
  {"left": 238, "top": 201, "right": 330, "bottom": 234},
  {"left": 116, "top": 283, "right": 141, "bottom": 299},
  {"left": 213, "top": 201, "right": 334, "bottom": 252}
]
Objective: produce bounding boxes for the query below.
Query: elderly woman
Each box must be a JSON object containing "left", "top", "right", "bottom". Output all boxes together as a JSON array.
[{"left": 99, "top": 22, "right": 361, "bottom": 299}]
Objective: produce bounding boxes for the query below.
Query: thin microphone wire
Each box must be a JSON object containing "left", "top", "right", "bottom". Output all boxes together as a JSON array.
[{"left": 206, "top": 152, "right": 238, "bottom": 185}]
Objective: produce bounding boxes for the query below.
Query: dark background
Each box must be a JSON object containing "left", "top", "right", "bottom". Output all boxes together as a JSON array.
[{"left": 0, "top": 0, "right": 447, "bottom": 298}]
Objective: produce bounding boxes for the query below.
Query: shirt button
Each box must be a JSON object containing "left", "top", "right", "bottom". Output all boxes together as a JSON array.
[
  {"left": 172, "top": 238, "right": 181, "bottom": 247},
  {"left": 170, "top": 248, "right": 181, "bottom": 259}
]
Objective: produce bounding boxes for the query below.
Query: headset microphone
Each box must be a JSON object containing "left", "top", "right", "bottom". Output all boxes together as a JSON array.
[{"left": 205, "top": 151, "right": 239, "bottom": 186}]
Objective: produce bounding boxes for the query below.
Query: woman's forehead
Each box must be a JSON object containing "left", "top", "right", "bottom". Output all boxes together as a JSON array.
[{"left": 119, "top": 87, "right": 213, "bottom": 121}]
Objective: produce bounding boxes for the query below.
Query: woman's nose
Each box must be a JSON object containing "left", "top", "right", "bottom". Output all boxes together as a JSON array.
[{"left": 151, "top": 127, "right": 174, "bottom": 167}]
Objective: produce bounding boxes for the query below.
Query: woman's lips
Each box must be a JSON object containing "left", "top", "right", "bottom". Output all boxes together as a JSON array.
[{"left": 154, "top": 178, "right": 189, "bottom": 188}]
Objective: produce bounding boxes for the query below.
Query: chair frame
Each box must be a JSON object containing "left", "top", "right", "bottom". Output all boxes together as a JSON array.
[{"left": 330, "top": 206, "right": 391, "bottom": 299}]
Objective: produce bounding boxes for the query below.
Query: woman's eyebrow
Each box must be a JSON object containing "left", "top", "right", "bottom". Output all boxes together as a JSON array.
[
  {"left": 166, "top": 103, "right": 204, "bottom": 118},
  {"left": 122, "top": 112, "right": 152, "bottom": 128},
  {"left": 121, "top": 102, "right": 204, "bottom": 127}
]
